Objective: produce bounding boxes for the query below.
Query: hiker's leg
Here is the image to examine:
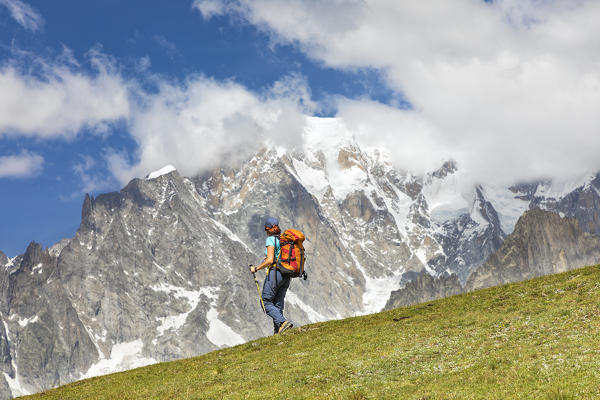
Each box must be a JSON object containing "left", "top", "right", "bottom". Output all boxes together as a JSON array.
[
  {"left": 271, "top": 273, "right": 288, "bottom": 333},
  {"left": 262, "top": 269, "right": 286, "bottom": 326},
  {"left": 273, "top": 273, "right": 290, "bottom": 315}
]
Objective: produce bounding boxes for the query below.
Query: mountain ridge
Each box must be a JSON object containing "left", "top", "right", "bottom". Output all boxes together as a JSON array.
[{"left": 385, "top": 208, "right": 600, "bottom": 309}]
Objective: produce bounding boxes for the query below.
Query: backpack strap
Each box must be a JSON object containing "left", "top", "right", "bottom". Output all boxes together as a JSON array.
[
  {"left": 287, "top": 242, "right": 294, "bottom": 265},
  {"left": 273, "top": 235, "right": 280, "bottom": 285}
]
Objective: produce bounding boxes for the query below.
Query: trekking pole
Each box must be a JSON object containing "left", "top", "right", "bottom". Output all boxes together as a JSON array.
[{"left": 249, "top": 265, "right": 266, "bottom": 314}]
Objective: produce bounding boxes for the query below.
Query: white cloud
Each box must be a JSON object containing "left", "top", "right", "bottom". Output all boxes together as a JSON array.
[
  {"left": 0, "top": 151, "right": 43, "bottom": 178},
  {"left": 336, "top": 99, "right": 451, "bottom": 177},
  {"left": 0, "top": 0, "right": 43, "bottom": 31},
  {"left": 0, "top": 51, "right": 130, "bottom": 139},
  {"left": 193, "top": 0, "right": 229, "bottom": 19},
  {"left": 198, "top": 0, "right": 600, "bottom": 184},
  {"left": 108, "top": 74, "right": 311, "bottom": 184}
]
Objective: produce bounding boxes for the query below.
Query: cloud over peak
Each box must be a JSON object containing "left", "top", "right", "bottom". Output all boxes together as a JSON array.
[
  {"left": 196, "top": 0, "right": 600, "bottom": 184},
  {"left": 108, "top": 73, "right": 311, "bottom": 184}
]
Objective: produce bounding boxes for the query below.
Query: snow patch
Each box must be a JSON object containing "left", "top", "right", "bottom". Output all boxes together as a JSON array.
[
  {"left": 285, "top": 291, "right": 330, "bottom": 322},
  {"left": 534, "top": 174, "right": 596, "bottom": 200},
  {"left": 301, "top": 117, "right": 368, "bottom": 201},
  {"left": 81, "top": 340, "right": 157, "bottom": 379},
  {"left": 362, "top": 272, "right": 404, "bottom": 314},
  {"left": 152, "top": 283, "right": 216, "bottom": 336},
  {"left": 422, "top": 169, "right": 472, "bottom": 223},
  {"left": 3, "top": 373, "right": 29, "bottom": 398},
  {"left": 151, "top": 283, "right": 245, "bottom": 348},
  {"left": 146, "top": 165, "right": 176, "bottom": 180},
  {"left": 1, "top": 316, "right": 29, "bottom": 397},
  {"left": 31, "top": 263, "right": 43, "bottom": 275},
  {"left": 348, "top": 250, "right": 404, "bottom": 314},
  {"left": 413, "top": 248, "right": 428, "bottom": 267},
  {"left": 330, "top": 165, "right": 368, "bottom": 201},
  {"left": 152, "top": 283, "right": 245, "bottom": 348},
  {"left": 274, "top": 145, "right": 287, "bottom": 158},
  {"left": 367, "top": 168, "right": 413, "bottom": 240},
  {"left": 211, "top": 219, "right": 253, "bottom": 253},
  {"left": 156, "top": 312, "right": 189, "bottom": 336},
  {"left": 205, "top": 308, "right": 245, "bottom": 347},
  {"left": 481, "top": 185, "right": 529, "bottom": 234},
  {"left": 292, "top": 158, "right": 330, "bottom": 200},
  {"left": 17, "top": 316, "right": 39, "bottom": 328},
  {"left": 4, "top": 256, "right": 17, "bottom": 270},
  {"left": 469, "top": 198, "right": 489, "bottom": 227}
]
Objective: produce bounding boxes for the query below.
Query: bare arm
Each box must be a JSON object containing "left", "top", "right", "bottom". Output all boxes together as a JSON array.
[{"left": 250, "top": 246, "right": 275, "bottom": 273}]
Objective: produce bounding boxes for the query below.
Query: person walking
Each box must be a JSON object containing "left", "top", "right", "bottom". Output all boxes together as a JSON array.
[{"left": 249, "top": 217, "right": 293, "bottom": 334}]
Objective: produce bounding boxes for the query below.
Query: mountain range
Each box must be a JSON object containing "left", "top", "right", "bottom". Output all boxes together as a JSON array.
[{"left": 1, "top": 117, "right": 600, "bottom": 398}]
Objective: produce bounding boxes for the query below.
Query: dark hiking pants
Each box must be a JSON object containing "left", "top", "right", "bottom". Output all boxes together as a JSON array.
[{"left": 262, "top": 268, "right": 290, "bottom": 332}]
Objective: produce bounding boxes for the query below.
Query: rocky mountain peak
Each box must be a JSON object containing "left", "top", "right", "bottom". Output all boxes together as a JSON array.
[
  {"left": 80, "top": 194, "right": 94, "bottom": 232},
  {"left": 145, "top": 165, "right": 177, "bottom": 180},
  {"left": 337, "top": 146, "right": 367, "bottom": 172},
  {"left": 431, "top": 160, "right": 458, "bottom": 179},
  {"left": 472, "top": 186, "right": 504, "bottom": 231},
  {"left": 20, "top": 242, "right": 52, "bottom": 272},
  {"left": 465, "top": 208, "right": 600, "bottom": 291},
  {"left": 508, "top": 182, "right": 539, "bottom": 200},
  {"left": 592, "top": 173, "right": 600, "bottom": 188}
]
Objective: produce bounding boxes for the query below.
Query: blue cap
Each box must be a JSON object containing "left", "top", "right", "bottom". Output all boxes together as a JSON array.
[{"left": 264, "top": 217, "right": 279, "bottom": 228}]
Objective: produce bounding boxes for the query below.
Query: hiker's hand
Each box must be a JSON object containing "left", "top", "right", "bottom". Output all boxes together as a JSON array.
[{"left": 249, "top": 265, "right": 256, "bottom": 273}]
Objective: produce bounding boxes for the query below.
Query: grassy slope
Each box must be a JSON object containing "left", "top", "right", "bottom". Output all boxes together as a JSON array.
[{"left": 24, "top": 265, "right": 600, "bottom": 400}]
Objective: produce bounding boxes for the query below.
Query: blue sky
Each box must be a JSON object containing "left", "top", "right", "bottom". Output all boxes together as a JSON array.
[{"left": 2, "top": 0, "right": 600, "bottom": 256}]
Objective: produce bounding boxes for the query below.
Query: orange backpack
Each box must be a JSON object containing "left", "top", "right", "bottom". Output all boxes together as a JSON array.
[{"left": 276, "top": 229, "right": 307, "bottom": 279}]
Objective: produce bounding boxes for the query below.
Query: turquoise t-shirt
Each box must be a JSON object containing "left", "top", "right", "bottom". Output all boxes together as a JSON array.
[{"left": 265, "top": 236, "right": 281, "bottom": 260}]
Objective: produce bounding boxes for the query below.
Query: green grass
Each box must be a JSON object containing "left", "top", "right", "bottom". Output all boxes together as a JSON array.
[{"left": 24, "top": 265, "right": 600, "bottom": 400}]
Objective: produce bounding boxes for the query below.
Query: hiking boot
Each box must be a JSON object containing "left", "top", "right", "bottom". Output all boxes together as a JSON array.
[
  {"left": 273, "top": 323, "right": 280, "bottom": 335},
  {"left": 278, "top": 320, "right": 293, "bottom": 334}
]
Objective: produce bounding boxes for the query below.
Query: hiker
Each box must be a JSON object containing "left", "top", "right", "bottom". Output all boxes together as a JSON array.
[{"left": 249, "top": 217, "right": 293, "bottom": 334}]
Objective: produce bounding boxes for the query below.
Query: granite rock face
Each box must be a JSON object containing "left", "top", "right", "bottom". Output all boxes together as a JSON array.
[
  {"left": 510, "top": 174, "right": 600, "bottom": 234},
  {"left": 430, "top": 187, "right": 507, "bottom": 284},
  {"left": 465, "top": 209, "right": 600, "bottom": 291},
  {"left": 386, "top": 208, "right": 600, "bottom": 309},
  {"left": 0, "top": 243, "right": 95, "bottom": 397},
  {"left": 385, "top": 271, "right": 462, "bottom": 309}
]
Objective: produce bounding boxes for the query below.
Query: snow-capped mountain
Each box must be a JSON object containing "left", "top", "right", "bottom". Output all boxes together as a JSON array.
[{"left": 1, "top": 117, "right": 600, "bottom": 398}]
